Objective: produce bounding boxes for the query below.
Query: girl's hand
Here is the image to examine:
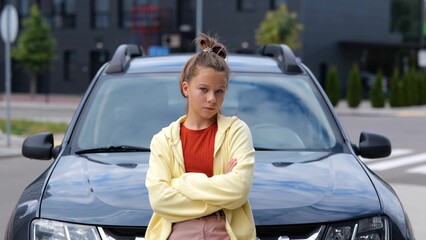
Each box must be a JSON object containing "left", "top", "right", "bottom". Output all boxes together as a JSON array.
[{"left": 225, "top": 158, "right": 237, "bottom": 173}]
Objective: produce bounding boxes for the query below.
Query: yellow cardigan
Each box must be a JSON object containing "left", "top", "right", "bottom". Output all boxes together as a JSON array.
[{"left": 145, "top": 114, "right": 256, "bottom": 240}]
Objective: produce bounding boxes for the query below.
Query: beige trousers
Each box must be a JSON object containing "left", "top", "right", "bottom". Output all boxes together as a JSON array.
[{"left": 168, "top": 212, "right": 230, "bottom": 240}]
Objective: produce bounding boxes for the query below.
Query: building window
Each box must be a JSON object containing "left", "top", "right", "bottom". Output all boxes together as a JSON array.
[
  {"left": 237, "top": 0, "right": 256, "bottom": 11},
  {"left": 391, "top": 0, "right": 421, "bottom": 43},
  {"left": 119, "top": 0, "right": 151, "bottom": 29},
  {"left": 92, "top": 0, "right": 110, "bottom": 29},
  {"left": 423, "top": 0, "right": 426, "bottom": 37},
  {"left": 17, "top": 0, "right": 30, "bottom": 17},
  {"left": 40, "top": 0, "right": 76, "bottom": 29},
  {"left": 64, "top": 50, "right": 77, "bottom": 82},
  {"left": 90, "top": 50, "right": 109, "bottom": 80},
  {"left": 271, "top": 0, "right": 288, "bottom": 9}
]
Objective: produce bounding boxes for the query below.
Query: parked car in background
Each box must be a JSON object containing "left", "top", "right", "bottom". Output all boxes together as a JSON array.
[{"left": 5, "top": 44, "right": 415, "bottom": 239}]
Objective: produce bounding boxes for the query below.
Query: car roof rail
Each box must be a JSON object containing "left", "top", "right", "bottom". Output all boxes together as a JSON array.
[
  {"left": 106, "top": 44, "right": 145, "bottom": 74},
  {"left": 259, "top": 44, "right": 303, "bottom": 74}
]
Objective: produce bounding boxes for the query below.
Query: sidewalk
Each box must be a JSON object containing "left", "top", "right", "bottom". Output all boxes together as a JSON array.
[
  {"left": 1, "top": 94, "right": 426, "bottom": 159},
  {"left": 335, "top": 100, "right": 426, "bottom": 117},
  {"left": 0, "top": 93, "right": 82, "bottom": 106},
  {"left": 0, "top": 94, "right": 82, "bottom": 159}
]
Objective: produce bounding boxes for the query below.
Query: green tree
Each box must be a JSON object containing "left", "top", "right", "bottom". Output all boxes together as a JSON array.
[
  {"left": 389, "top": 68, "right": 402, "bottom": 107},
  {"left": 325, "top": 65, "right": 340, "bottom": 107},
  {"left": 370, "top": 71, "right": 386, "bottom": 108},
  {"left": 413, "top": 72, "right": 422, "bottom": 105},
  {"left": 346, "top": 64, "right": 362, "bottom": 108},
  {"left": 402, "top": 70, "right": 414, "bottom": 106},
  {"left": 421, "top": 72, "right": 426, "bottom": 105},
  {"left": 12, "top": 4, "right": 56, "bottom": 97},
  {"left": 255, "top": 4, "right": 303, "bottom": 50}
]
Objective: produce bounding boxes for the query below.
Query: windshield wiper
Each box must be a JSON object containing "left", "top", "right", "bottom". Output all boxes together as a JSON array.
[
  {"left": 254, "top": 147, "right": 283, "bottom": 151},
  {"left": 76, "top": 145, "right": 150, "bottom": 154}
]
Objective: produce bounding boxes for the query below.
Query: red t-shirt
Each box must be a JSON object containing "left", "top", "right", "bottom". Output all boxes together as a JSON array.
[{"left": 180, "top": 122, "right": 218, "bottom": 177}]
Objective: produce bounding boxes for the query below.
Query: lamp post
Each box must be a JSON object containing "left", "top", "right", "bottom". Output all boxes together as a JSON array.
[{"left": 195, "top": 0, "right": 202, "bottom": 52}]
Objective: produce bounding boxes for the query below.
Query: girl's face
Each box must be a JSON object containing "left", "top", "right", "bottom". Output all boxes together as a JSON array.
[{"left": 182, "top": 67, "right": 228, "bottom": 123}]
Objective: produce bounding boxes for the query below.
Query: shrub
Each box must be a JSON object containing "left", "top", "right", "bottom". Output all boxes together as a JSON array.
[
  {"left": 325, "top": 65, "right": 340, "bottom": 107},
  {"left": 402, "top": 70, "right": 414, "bottom": 106},
  {"left": 414, "top": 72, "right": 422, "bottom": 105},
  {"left": 421, "top": 73, "right": 426, "bottom": 105},
  {"left": 370, "top": 71, "right": 385, "bottom": 108},
  {"left": 346, "top": 64, "right": 362, "bottom": 108},
  {"left": 389, "top": 68, "right": 402, "bottom": 107}
]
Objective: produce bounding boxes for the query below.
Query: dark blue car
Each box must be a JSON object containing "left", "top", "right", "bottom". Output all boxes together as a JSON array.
[{"left": 5, "top": 44, "right": 415, "bottom": 239}]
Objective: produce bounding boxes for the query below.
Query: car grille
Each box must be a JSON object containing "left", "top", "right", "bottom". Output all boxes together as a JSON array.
[
  {"left": 98, "top": 226, "right": 147, "bottom": 239},
  {"left": 98, "top": 224, "right": 325, "bottom": 240},
  {"left": 256, "top": 224, "right": 325, "bottom": 240}
]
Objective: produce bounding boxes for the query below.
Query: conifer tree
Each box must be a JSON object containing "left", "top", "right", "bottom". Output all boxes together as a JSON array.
[
  {"left": 346, "top": 64, "right": 362, "bottom": 108},
  {"left": 389, "top": 68, "right": 402, "bottom": 107},
  {"left": 12, "top": 3, "right": 56, "bottom": 97},
  {"left": 402, "top": 70, "right": 414, "bottom": 106},
  {"left": 370, "top": 71, "right": 386, "bottom": 108},
  {"left": 325, "top": 65, "right": 340, "bottom": 107}
]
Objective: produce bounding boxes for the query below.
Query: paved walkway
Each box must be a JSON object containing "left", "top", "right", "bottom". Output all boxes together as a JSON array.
[
  {"left": 1, "top": 94, "right": 426, "bottom": 158},
  {"left": 0, "top": 94, "right": 81, "bottom": 158},
  {"left": 0, "top": 93, "right": 82, "bottom": 106}
]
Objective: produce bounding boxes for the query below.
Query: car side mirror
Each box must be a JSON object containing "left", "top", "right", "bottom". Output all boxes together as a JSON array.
[
  {"left": 22, "top": 132, "right": 54, "bottom": 160},
  {"left": 356, "top": 131, "right": 391, "bottom": 159}
]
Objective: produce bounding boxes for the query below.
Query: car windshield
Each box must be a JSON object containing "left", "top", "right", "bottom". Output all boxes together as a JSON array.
[{"left": 71, "top": 73, "right": 339, "bottom": 152}]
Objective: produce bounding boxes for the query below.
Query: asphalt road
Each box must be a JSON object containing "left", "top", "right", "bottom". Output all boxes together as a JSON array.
[
  {"left": 339, "top": 114, "right": 426, "bottom": 238},
  {"left": 0, "top": 156, "right": 52, "bottom": 239},
  {"left": 340, "top": 115, "right": 426, "bottom": 186}
]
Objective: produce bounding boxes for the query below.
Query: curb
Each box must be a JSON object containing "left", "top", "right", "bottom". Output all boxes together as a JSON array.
[
  {"left": 0, "top": 134, "right": 24, "bottom": 159},
  {"left": 334, "top": 101, "right": 426, "bottom": 117}
]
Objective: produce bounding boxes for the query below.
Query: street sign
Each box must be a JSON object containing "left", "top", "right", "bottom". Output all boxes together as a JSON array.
[
  {"left": 1, "top": 4, "right": 19, "bottom": 147},
  {"left": 1, "top": 4, "right": 19, "bottom": 43}
]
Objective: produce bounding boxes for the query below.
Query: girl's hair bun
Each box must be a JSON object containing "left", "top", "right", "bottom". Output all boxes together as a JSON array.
[{"left": 195, "top": 33, "right": 228, "bottom": 59}]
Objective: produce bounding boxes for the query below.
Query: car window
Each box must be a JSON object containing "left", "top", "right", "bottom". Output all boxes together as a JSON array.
[
  {"left": 73, "top": 74, "right": 185, "bottom": 151},
  {"left": 71, "top": 73, "right": 338, "bottom": 152},
  {"left": 223, "top": 73, "right": 337, "bottom": 150}
]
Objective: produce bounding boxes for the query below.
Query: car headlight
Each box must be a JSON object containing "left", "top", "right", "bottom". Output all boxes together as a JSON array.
[
  {"left": 31, "top": 219, "right": 101, "bottom": 240},
  {"left": 325, "top": 216, "right": 389, "bottom": 240}
]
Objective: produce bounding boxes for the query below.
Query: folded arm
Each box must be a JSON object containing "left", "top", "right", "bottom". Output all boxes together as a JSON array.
[
  {"left": 171, "top": 121, "right": 255, "bottom": 209},
  {"left": 145, "top": 134, "right": 221, "bottom": 222}
]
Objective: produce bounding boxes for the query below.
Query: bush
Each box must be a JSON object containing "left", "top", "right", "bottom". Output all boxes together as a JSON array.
[
  {"left": 346, "top": 64, "right": 362, "bottom": 108},
  {"left": 390, "top": 69, "right": 426, "bottom": 107},
  {"left": 389, "top": 68, "right": 402, "bottom": 107},
  {"left": 421, "top": 73, "right": 426, "bottom": 105},
  {"left": 325, "top": 65, "right": 340, "bottom": 107},
  {"left": 413, "top": 72, "right": 422, "bottom": 105},
  {"left": 370, "top": 71, "right": 386, "bottom": 108},
  {"left": 402, "top": 70, "right": 414, "bottom": 106}
]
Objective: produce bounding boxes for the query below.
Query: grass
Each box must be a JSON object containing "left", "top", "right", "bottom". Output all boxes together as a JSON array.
[{"left": 0, "top": 119, "right": 69, "bottom": 136}]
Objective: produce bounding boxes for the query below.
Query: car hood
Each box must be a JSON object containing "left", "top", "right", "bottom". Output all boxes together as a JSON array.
[{"left": 40, "top": 151, "right": 381, "bottom": 226}]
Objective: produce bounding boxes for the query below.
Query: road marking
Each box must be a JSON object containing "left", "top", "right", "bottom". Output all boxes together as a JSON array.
[
  {"left": 360, "top": 148, "right": 414, "bottom": 163},
  {"left": 406, "top": 165, "right": 426, "bottom": 174},
  {"left": 368, "top": 153, "right": 426, "bottom": 171}
]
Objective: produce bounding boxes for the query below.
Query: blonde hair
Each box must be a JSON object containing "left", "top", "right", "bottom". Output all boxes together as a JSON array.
[{"left": 179, "top": 33, "right": 230, "bottom": 98}]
